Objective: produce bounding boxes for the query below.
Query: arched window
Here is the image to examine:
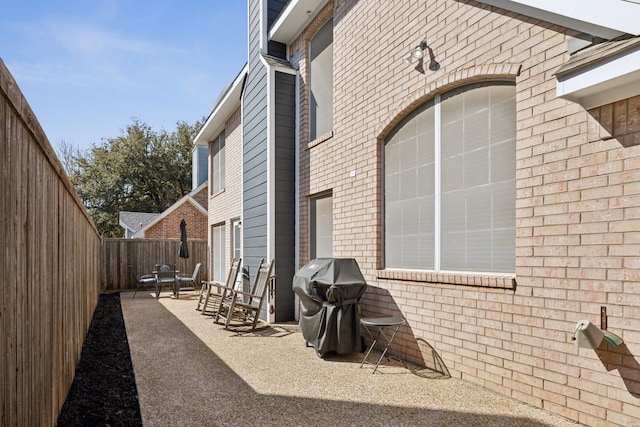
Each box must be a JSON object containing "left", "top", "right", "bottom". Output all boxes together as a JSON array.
[{"left": 384, "top": 82, "right": 516, "bottom": 274}]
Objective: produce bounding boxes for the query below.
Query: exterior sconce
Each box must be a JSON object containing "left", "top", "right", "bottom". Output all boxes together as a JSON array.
[
  {"left": 403, "top": 40, "right": 428, "bottom": 63},
  {"left": 571, "top": 319, "right": 623, "bottom": 349}
]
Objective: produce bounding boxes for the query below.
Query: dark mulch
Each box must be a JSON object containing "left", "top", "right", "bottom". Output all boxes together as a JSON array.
[{"left": 57, "top": 293, "right": 143, "bottom": 427}]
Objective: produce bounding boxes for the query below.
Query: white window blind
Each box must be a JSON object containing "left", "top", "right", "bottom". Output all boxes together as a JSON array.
[
  {"left": 311, "top": 195, "right": 333, "bottom": 259},
  {"left": 385, "top": 82, "right": 515, "bottom": 274},
  {"left": 211, "top": 133, "right": 225, "bottom": 194},
  {"left": 212, "top": 224, "right": 226, "bottom": 282},
  {"left": 310, "top": 19, "right": 333, "bottom": 140}
]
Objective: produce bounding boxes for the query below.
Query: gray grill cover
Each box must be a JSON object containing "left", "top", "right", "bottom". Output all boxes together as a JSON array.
[{"left": 292, "top": 258, "right": 367, "bottom": 356}]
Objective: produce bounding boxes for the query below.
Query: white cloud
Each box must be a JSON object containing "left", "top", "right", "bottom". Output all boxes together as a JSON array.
[
  {"left": 49, "top": 20, "right": 166, "bottom": 57},
  {"left": 8, "top": 16, "right": 179, "bottom": 89}
]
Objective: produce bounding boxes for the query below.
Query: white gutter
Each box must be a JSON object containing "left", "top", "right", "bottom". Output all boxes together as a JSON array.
[
  {"left": 194, "top": 64, "right": 248, "bottom": 146},
  {"left": 269, "top": 0, "right": 329, "bottom": 44},
  {"left": 556, "top": 47, "right": 640, "bottom": 109},
  {"left": 478, "top": 0, "right": 639, "bottom": 38}
]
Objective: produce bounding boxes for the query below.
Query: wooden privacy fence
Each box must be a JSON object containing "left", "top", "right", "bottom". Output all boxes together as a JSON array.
[
  {"left": 100, "top": 238, "right": 209, "bottom": 293},
  {"left": 1, "top": 59, "right": 101, "bottom": 426}
]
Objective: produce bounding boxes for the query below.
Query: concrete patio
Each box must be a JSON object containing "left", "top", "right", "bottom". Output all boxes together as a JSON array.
[{"left": 121, "top": 291, "right": 581, "bottom": 427}]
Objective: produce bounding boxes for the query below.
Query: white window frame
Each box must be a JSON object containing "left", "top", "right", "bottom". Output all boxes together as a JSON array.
[
  {"left": 309, "top": 18, "right": 333, "bottom": 141},
  {"left": 212, "top": 223, "right": 226, "bottom": 283},
  {"left": 310, "top": 193, "right": 333, "bottom": 259},
  {"left": 211, "top": 133, "right": 226, "bottom": 194},
  {"left": 384, "top": 82, "right": 516, "bottom": 275}
]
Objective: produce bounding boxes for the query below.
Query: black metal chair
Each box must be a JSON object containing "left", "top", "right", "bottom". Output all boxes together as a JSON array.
[
  {"left": 154, "top": 264, "right": 177, "bottom": 299},
  {"left": 128, "top": 265, "right": 156, "bottom": 299},
  {"left": 175, "top": 262, "right": 202, "bottom": 298}
]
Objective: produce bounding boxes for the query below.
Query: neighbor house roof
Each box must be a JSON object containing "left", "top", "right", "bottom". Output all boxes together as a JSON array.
[{"left": 119, "top": 211, "right": 160, "bottom": 236}]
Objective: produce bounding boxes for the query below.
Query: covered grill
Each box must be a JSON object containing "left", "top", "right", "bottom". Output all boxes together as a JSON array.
[{"left": 292, "top": 258, "right": 367, "bottom": 357}]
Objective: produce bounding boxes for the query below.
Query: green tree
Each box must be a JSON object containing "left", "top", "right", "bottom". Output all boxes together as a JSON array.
[{"left": 65, "top": 118, "right": 203, "bottom": 237}]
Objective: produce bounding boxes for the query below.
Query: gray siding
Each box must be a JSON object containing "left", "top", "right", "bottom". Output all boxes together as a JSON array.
[
  {"left": 242, "top": 64, "right": 268, "bottom": 267},
  {"left": 248, "top": 0, "right": 261, "bottom": 60},
  {"left": 243, "top": 0, "right": 269, "bottom": 278},
  {"left": 196, "top": 145, "right": 208, "bottom": 187},
  {"left": 273, "top": 71, "right": 296, "bottom": 321},
  {"left": 267, "top": 1, "right": 288, "bottom": 58},
  {"left": 268, "top": 41, "right": 287, "bottom": 59},
  {"left": 267, "top": 0, "right": 288, "bottom": 29},
  {"left": 243, "top": 0, "right": 297, "bottom": 322}
]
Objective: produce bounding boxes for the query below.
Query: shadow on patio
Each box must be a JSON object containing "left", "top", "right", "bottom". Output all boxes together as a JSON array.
[{"left": 121, "top": 292, "right": 577, "bottom": 427}]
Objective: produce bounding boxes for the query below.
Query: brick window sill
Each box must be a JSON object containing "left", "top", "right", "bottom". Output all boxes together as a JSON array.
[
  {"left": 307, "top": 130, "right": 334, "bottom": 149},
  {"left": 376, "top": 269, "right": 516, "bottom": 290}
]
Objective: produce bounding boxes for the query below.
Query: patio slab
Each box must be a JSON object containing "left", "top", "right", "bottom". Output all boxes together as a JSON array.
[{"left": 121, "top": 291, "right": 581, "bottom": 427}]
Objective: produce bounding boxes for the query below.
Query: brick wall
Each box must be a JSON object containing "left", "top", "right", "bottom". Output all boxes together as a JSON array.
[
  {"left": 207, "top": 107, "right": 243, "bottom": 280},
  {"left": 290, "top": 0, "right": 640, "bottom": 425},
  {"left": 144, "top": 200, "right": 207, "bottom": 240},
  {"left": 192, "top": 184, "right": 208, "bottom": 210}
]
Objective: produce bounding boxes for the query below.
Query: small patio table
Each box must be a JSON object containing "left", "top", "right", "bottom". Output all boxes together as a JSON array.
[
  {"left": 359, "top": 316, "right": 407, "bottom": 373},
  {"left": 152, "top": 265, "right": 179, "bottom": 299}
]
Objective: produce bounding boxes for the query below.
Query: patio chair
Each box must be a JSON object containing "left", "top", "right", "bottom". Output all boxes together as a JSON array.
[
  {"left": 215, "top": 258, "right": 275, "bottom": 330},
  {"left": 154, "top": 263, "right": 177, "bottom": 299},
  {"left": 175, "top": 262, "right": 201, "bottom": 298},
  {"left": 196, "top": 258, "right": 241, "bottom": 315},
  {"left": 128, "top": 265, "right": 156, "bottom": 299}
]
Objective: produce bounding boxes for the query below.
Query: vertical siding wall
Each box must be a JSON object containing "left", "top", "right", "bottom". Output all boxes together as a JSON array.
[
  {"left": 243, "top": 0, "right": 270, "bottom": 272},
  {"left": 0, "top": 59, "right": 101, "bottom": 426},
  {"left": 273, "top": 71, "right": 297, "bottom": 320},
  {"left": 100, "top": 238, "right": 208, "bottom": 292},
  {"left": 292, "top": 1, "right": 640, "bottom": 425}
]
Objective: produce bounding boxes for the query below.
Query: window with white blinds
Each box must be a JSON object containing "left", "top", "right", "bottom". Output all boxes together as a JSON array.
[
  {"left": 212, "top": 223, "right": 226, "bottom": 282},
  {"left": 310, "top": 19, "right": 333, "bottom": 140},
  {"left": 211, "top": 133, "right": 225, "bottom": 194},
  {"left": 310, "top": 194, "right": 333, "bottom": 259},
  {"left": 384, "top": 82, "right": 516, "bottom": 274}
]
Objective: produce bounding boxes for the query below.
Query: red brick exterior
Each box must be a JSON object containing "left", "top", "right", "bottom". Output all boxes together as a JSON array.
[
  {"left": 192, "top": 185, "right": 208, "bottom": 211},
  {"left": 286, "top": 1, "right": 640, "bottom": 425},
  {"left": 144, "top": 199, "right": 207, "bottom": 240}
]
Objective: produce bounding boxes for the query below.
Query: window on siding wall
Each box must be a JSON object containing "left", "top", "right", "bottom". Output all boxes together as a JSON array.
[
  {"left": 212, "top": 223, "right": 226, "bottom": 283},
  {"left": 232, "top": 219, "right": 241, "bottom": 261},
  {"left": 211, "top": 133, "right": 225, "bottom": 194},
  {"left": 309, "top": 18, "right": 333, "bottom": 140},
  {"left": 384, "top": 82, "right": 516, "bottom": 274}
]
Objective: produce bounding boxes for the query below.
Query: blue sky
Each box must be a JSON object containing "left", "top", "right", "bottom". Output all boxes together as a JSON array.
[{"left": 0, "top": 0, "right": 247, "bottom": 151}]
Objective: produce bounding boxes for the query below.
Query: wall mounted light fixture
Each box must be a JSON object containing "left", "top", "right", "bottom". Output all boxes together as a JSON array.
[
  {"left": 571, "top": 319, "right": 623, "bottom": 350},
  {"left": 403, "top": 40, "right": 428, "bottom": 63}
]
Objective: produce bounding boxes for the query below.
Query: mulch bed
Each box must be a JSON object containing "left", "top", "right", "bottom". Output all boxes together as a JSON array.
[{"left": 57, "top": 293, "right": 143, "bottom": 427}]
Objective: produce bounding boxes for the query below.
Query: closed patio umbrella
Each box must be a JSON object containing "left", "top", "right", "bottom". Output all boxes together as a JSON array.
[
  {"left": 176, "top": 218, "right": 191, "bottom": 297},
  {"left": 179, "top": 218, "right": 189, "bottom": 259}
]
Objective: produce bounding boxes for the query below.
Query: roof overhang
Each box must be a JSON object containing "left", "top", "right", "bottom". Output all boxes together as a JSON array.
[
  {"left": 555, "top": 38, "right": 640, "bottom": 109},
  {"left": 478, "top": 0, "right": 639, "bottom": 38},
  {"left": 269, "top": 0, "right": 330, "bottom": 44},
  {"left": 194, "top": 64, "right": 248, "bottom": 146}
]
